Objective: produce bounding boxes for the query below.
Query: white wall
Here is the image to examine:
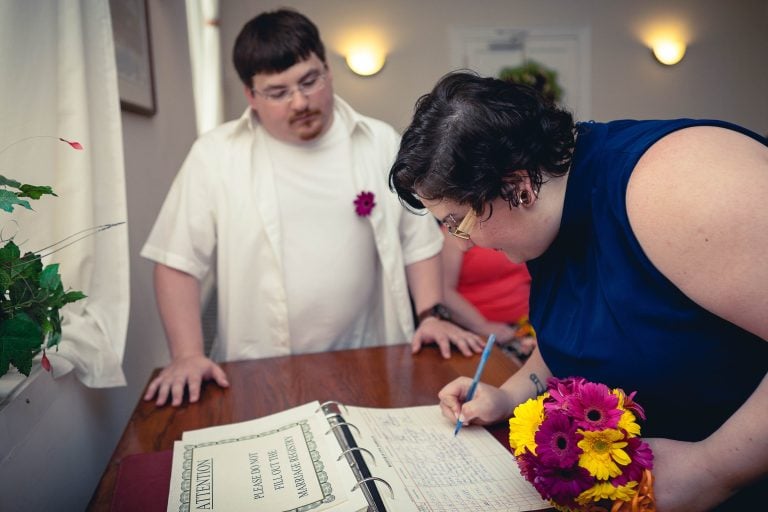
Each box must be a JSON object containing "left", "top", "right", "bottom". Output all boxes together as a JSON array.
[
  {"left": 221, "top": 0, "right": 768, "bottom": 135},
  {"left": 0, "top": 1, "right": 195, "bottom": 510}
]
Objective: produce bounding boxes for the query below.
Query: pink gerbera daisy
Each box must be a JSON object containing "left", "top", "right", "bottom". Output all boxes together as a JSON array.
[
  {"left": 544, "top": 376, "right": 586, "bottom": 414},
  {"left": 568, "top": 381, "right": 622, "bottom": 431}
]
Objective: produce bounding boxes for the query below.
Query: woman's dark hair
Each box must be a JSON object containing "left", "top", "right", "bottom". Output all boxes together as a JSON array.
[
  {"left": 233, "top": 9, "right": 326, "bottom": 86},
  {"left": 389, "top": 71, "right": 575, "bottom": 213}
]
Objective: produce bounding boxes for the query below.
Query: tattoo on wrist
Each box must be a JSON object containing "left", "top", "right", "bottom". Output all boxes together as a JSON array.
[{"left": 530, "top": 373, "right": 546, "bottom": 395}]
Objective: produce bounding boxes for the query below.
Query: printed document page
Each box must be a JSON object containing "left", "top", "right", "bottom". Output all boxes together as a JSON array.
[
  {"left": 345, "top": 404, "right": 550, "bottom": 512},
  {"left": 167, "top": 401, "right": 367, "bottom": 512}
]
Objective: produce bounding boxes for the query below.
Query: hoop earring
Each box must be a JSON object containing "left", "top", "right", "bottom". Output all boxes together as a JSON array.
[{"left": 519, "top": 190, "right": 531, "bottom": 206}]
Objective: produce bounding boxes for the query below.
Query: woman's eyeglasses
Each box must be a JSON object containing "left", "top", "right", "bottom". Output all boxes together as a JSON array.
[{"left": 445, "top": 209, "right": 477, "bottom": 240}]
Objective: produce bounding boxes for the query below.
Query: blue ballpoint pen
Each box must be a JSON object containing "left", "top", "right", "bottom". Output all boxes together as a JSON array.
[{"left": 454, "top": 334, "right": 496, "bottom": 436}]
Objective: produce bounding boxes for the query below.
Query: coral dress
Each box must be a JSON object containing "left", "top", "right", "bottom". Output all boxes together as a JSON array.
[{"left": 457, "top": 246, "right": 531, "bottom": 323}]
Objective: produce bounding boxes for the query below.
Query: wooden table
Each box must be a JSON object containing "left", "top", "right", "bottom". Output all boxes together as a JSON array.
[{"left": 88, "top": 344, "right": 525, "bottom": 510}]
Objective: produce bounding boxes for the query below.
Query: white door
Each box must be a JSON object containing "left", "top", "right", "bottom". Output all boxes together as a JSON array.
[{"left": 450, "top": 27, "right": 591, "bottom": 121}]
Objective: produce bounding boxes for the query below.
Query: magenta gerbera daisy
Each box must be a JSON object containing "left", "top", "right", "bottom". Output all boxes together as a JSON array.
[
  {"left": 353, "top": 190, "right": 376, "bottom": 216},
  {"left": 568, "top": 381, "right": 622, "bottom": 431},
  {"left": 545, "top": 376, "right": 586, "bottom": 414},
  {"left": 611, "top": 437, "right": 654, "bottom": 486},
  {"left": 535, "top": 463, "right": 594, "bottom": 507},
  {"left": 534, "top": 411, "right": 582, "bottom": 468},
  {"left": 516, "top": 450, "right": 538, "bottom": 483}
]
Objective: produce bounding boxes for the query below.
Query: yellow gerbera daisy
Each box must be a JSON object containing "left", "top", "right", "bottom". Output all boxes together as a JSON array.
[
  {"left": 577, "top": 428, "right": 630, "bottom": 479},
  {"left": 612, "top": 390, "right": 639, "bottom": 437},
  {"left": 508, "top": 393, "right": 547, "bottom": 456},
  {"left": 617, "top": 408, "right": 641, "bottom": 437},
  {"left": 613, "top": 388, "right": 627, "bottom": 408},
  {"left": 576, "top": 481, "right": 638, "bottom": 505}
]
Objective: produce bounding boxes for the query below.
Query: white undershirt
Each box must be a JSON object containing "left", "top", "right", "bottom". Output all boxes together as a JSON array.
[{"left": 268, "top": 117, "right": 379, "bottom": 353}]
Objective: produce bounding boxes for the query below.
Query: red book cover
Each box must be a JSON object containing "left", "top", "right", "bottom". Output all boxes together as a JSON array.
[{"left": 111, "top": 450, "right": 172, "bottom": 512}]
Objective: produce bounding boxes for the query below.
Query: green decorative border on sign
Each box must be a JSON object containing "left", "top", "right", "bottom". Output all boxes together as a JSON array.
[{"left": 178, "top": 419, "right": 336, "bottom": 512}]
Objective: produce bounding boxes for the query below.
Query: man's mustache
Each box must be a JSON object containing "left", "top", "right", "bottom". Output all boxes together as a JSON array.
[{"left": 289, "top": 109, "right": 321, "bottom": 124}]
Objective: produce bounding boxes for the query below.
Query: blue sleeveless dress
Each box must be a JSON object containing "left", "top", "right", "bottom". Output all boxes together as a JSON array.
[
  {"left": 527, "top": 120, "right": 768, "bottom": 509},
  {"left": 527, "top": 119, "right": 767, "bottom": 443}
]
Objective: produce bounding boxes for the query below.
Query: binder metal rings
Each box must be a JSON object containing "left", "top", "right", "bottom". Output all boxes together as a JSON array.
[
  {"left": 317, "top": 400, "right": 348, "bottom": 418},
  {"left": 325, "top": 421, "right": 361, "bottom": 436},
  {"left": 337, "top": 446, "right": 376, "bottom": 465},
  {"left": 352, "top": 477, "right": 395, "bottom": 500}
]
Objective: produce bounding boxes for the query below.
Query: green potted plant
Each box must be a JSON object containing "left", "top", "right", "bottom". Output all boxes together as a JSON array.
[
  {"left": 499, "top": 59, "right": 564, "bottom": 104},
  {"left": 0, "top": 137, "right": 87, "bottom": 378}
]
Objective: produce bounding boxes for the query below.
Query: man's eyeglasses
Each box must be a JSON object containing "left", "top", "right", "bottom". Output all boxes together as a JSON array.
[
  {"left": 445, "top": 209, "right": 477, "bottom": 240},
  {"left": 251, "top": 71, "right": 327, "bottom": 103}
]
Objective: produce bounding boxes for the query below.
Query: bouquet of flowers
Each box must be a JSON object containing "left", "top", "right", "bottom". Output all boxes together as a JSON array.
[{"left": 508, "top": 377, "right": 656, "bottom": 512}]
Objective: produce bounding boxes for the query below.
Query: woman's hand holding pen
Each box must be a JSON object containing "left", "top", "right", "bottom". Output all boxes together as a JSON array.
[
  {"left": 438, "top": 377, "right": 515, "bottom": 427},
  {"left": 440, "top": 348, "right": 553, "bottom": 428}
]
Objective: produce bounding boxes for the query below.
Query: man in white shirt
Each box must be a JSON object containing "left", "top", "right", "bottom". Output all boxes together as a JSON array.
[{"left": 141, "top": 9, "right": 484, "bottom": 406}]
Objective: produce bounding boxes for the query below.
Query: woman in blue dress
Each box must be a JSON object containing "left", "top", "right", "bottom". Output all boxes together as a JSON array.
[{"left": 389, "top": 72, "right": 767, "bottom": 511}]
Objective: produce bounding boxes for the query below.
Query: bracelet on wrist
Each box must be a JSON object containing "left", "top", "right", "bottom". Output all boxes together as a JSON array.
[{"left": 417, "top": 303, "right": 452, "bottom": 324}]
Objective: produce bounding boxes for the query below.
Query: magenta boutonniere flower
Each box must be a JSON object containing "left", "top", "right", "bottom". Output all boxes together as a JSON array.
[{"left": 354, "top": 190, "right": 376, "bottom": 217}]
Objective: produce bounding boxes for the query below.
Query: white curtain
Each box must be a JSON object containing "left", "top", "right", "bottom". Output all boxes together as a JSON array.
[
  {"left": 186, "top": 0, "right": 223, "bottom": 135},
  {"left": 0, "top": 0, "right": 129, "bottom": 387}
]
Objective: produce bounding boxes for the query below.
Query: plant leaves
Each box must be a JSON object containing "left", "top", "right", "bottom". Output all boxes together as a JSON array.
[
  {"left": 39, "top": 263, "right": 62, "bottom": 291},
  {"left": 0, "top": 312, "right": 43, "bottom": 377},
  {"left": 1, "top": 176, "right": 88, "bottom": 375},
  {"left": 0, "top": 189, "right": 32, "bottom": 212},
  {"left": 0, "top": 175, "right": 22, "bottom": 189},
  {"left": 0, "top": 241, "right": 19, "bottom": 291},
  {"left": 46, "top": 327, "right": 61, "bottom": 349},
  {"left": 18, "top": 184, "right": 57, "bottom": 200},
  {"left": 62, "top": 290, "right": 87, "bottom": 305},
  {"left": 0, "top": 240, "right": 21, "bottom": 263},
  {"left": 0, "top": 268, "right": 10, "bottom": 294}
]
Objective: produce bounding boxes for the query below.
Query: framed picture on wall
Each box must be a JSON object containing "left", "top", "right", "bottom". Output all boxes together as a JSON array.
[{"left": 110, "top": 0, "right": 156, "bottom": 116}]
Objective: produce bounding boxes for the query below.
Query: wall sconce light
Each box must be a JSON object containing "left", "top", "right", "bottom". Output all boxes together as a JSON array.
[
  {"left": 651, "top": 39, "right": 686, "bottom": 66},
  {"left": 345, "top": 46, "right": 387, "bottom": 76}
]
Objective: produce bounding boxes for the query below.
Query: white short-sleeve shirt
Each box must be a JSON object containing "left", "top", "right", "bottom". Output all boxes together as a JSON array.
[{"left": 141, "top": 96, "right": 442, "bottom": 361}]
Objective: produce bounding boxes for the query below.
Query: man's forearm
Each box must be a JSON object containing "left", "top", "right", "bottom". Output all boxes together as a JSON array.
[
  {"left": 154, "top": 263, "right": 206, "bottom": 359},
  {"left": 405, "top": 255, "right": 443, "bottom": 315}
]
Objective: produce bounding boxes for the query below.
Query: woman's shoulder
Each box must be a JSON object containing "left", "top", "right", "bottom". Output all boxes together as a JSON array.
[{"left": 626, "top": 124, "right": 768, "bottom": 339}]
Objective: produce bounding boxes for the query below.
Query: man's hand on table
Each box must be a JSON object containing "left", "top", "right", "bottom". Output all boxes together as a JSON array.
[
  {"left": 411, "top": 317, "right": 485, "bottom": 358},
  {"left": 143, "top": 354, "right": 229, "bottom": 407}
]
